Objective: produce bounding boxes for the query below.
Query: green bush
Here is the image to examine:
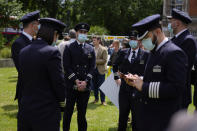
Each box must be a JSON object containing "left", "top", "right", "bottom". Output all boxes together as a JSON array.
[
  {"left": 88, "top": 26, "right": 109, "bottom": 35},
  {"left": 0, "top": 33, "right": 6, "bottom": 50},
  {"left": 0, "top": 47, "right": 11, "bottom": 58}
]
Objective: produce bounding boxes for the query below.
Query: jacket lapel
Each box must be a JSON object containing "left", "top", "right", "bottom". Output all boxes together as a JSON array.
[
  {"left": 173, "top": 30, "right": 190, "bottom": 46},
  {"left": 96, "top": 45, "right": 102, "bottom": 59},
  {"left": 21, "top": 33, "right": 31, "bottom": 46}
]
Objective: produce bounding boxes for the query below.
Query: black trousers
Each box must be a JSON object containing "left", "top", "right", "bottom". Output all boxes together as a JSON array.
[
  {"left": 118, "top": 88, "right": 138, "bottom": 131},
  {"left": 63, "top": 89, "right": 90, "bottom": 131}
]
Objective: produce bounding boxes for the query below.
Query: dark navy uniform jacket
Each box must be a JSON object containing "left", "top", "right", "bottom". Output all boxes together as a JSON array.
[
  {"left": 63, "top": 41, "right": 96, "bottom": 93},
  {"left": 18, "top": 39, "right": 66, "bottom": 123},
  {"left": 172, "top": 29, "right": 197, "bottom": 106},
  {"left": 113, "top": 48, "right": 149, "bottom": 93},
  {"left": 193, "top": 54, "right": 197, "bottom": 106},
  {"left": 11, "top": 33, "right": 32, "bottom": 100},
  {"left": 138, "top": 40, "right": 188, "bottom": 131}
]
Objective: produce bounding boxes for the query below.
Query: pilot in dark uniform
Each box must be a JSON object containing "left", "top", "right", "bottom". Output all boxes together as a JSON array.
[
  {"left": 113, "top": 30, "right": 149, "bottom": 131},
  {"left": 125, "top": 14, "right": 188, "bottom": 131},
  {"left": 18, "top": 18, "right": 66, "bottom": 131},
  {"left": 63, "top": 23, "right": 96, "bottom": 131},
  {"left": 193, "top": 55, "right": 197, "bottom": 110},
  {"left": 11, "top": 10, "right": 40, "bottom": 102},
  {"left": 168, "top": 8, "right": 197, "bottom": 109}
]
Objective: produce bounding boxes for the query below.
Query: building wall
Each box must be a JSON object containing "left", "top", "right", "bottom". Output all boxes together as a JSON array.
[
  {"left": 163, "top": 0, "right": 197, "bottom": 37},
  {"left": 189, "top": 0, "right": 197, "bottom": 16}
]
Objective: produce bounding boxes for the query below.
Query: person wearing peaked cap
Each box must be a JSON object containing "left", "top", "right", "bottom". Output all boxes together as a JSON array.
[
  {"left": 63, "top": 22, "right": 95, "bottom": 131},
  {"left": 11, "top": 12, "right": 41, "bottom": 129},
  {"left": 167, "top": 8, "right": 197, "bottom": 110},
  {"left": 112, "top": 29, "right": 149, "bottom": 131},
  {"left": 74, "top": 23, "right": 90, "bottom": 32},
  {"left": 124, "top": 14, "right": 188, "bottom": 131},
  {"left": 11, "top": 10, "right": 40, "bottom": 103},
  {"left": 39, "top": 18, "right": 66, "bottom": 46},
  {"left": 17, "top": 18, "right": 66, "bottom": 131}
]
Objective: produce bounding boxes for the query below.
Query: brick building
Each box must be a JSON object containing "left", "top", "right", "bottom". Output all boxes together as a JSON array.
[{"left": 162, "top": 0, "right": 197, "bottom": 37}]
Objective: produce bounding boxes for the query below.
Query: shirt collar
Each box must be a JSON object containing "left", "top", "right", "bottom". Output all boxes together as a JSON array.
[
  {"left": 175, "top": 28, "right": 187, "bottom": 38},
  {"left": 156, "top": 37, "right": 168, "bottom": 51},
  {"left": 131, "top": 48, "right": 139, "bottom": 54},
  {"left": 69, "top": 38, "right": 76, "bottom": 43},
  {"left": 22, "top": 31, "right": 33, "bottom": 41},
  {"left": 76, "top": 40, "right": 84, "bottom": 46}
]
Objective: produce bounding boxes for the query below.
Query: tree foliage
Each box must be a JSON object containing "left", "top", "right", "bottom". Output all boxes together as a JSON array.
[
  {"left": 2, "top": 0, "right": 163, "bottom": 35},
  {"left": 0, "top": 0, "right": 26, "bottom": 28},
  {"left": 88, "top": 26, "right": 109, "bottom": 35}
]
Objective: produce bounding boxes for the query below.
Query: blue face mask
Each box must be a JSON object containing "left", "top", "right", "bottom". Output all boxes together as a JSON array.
[
  {"left": 37, "top": 24, "right": 41, "bottom": 30},
  {"left": 78, "top": 33, "right": 87, "bottom": 43},
  {"left": 52, "top": 40, "right": 58, "bottom": 47},
  {"left": 142, "top": 38, "right": 155, "bottom": 51},
  {"left": 168, "top": 23, "right": 173, "bottom": 34},
  {"left": 129, "top": 40, "right": 138, "bottom": 49}
]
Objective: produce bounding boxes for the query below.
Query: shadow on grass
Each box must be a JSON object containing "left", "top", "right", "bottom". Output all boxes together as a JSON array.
[
  {"left": 1, "top": 104, "right": 18, "bottom": 111},
  {"left": 8, "top": 76, "right": 17, "bottom": 83},
  {"left": 3, "top": 111, "right": 17, "bottom": 119},
  {"left": 8, "top": 76, "right": 18, "bottom": 79},
  {"left": 108, "top": 127, "right": 117, "bottom": 131},
  {"left": 8, "top": 79, "right": 17, "bottom": 83},
  {"left": 107, "top": 101, "right": 114, "bottom": 106},
  {"left": 87, "top": 102, "right": 101, "bottom": 110}
]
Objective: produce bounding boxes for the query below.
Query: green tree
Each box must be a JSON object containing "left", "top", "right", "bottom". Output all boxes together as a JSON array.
[
  {"left": 76, "top": 0, "right": 163, "bottom": 35},
  {"left": 0, "top": 0, "right": 26, "bottom": 28},
  {"left": 88, "top": 26, "right": 109, "bottom": 35}
]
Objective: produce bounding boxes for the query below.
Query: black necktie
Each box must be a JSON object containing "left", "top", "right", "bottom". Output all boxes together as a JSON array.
[
  {"left": 131, "top": 51, "right": 136, "bottom": 62},
  {"left": 79, "top": 44, "right": 83, "bottom": 49},
  {"left": 132, "top": 51, "right": 136, "bottom": 59}
]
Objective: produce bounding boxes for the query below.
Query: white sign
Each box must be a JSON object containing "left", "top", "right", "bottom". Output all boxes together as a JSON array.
[{"left": 100, "top": 73, "right": 120, "bottom": 109}]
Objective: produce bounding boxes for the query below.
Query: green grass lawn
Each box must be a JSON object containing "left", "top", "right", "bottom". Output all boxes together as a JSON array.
[
  {"left": 0, "top": 67, "right": 125, "bottom": 131},
  {"left": 0, "top": 67, "right": 195, "bottom": 131}
]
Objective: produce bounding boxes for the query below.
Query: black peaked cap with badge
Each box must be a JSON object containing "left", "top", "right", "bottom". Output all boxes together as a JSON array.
[
  {"left": 74, "top": 23, "right": 90, "bottom": 32},
  {"left": 129, "top": 30, "right": 138, "bottom": 38},
  {"left": 171, "top": 8, "right": 192, "bottom": 24},
  {"left": 132, "top": 14, "right": 161, "bottom": 40},
  {"left": 39, "top": 18, "right": 66, "bottom": 34},
  {"left": 20, "top": 10, "right": 40, "bottom": 24}
]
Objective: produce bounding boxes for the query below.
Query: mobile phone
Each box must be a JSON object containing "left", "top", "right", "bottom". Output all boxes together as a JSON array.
[
  {"left": 119, "top": 72, "right": 134, "bottom": 82},
  {"left": 119, "top": 72, "right": 126, "bottom": 79}
]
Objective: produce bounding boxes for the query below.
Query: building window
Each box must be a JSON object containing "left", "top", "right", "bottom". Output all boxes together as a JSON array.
[{"left": 171, "top": 0, "right": 183, "bottom": 10}]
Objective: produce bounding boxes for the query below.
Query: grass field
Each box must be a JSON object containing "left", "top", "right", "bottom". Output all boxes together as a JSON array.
[{"left": 0, "top": 67, "right": 195, "bottom": 131}]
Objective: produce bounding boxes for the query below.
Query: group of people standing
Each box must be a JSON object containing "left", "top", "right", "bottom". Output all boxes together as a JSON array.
[
  {"left": 113, "top": 8, "right": 197, "bottom": 131},
  {"left": 10, "top": 7, "right": 197, "bottom": 131}
]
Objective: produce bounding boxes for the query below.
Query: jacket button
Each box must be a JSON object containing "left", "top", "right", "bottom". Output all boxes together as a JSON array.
[
  {"left": 145, "top": 101, "right": 147, "bottom": 104},
  {"left": 84, "top": 65, "right": 87, "bottom": 68},
  {"left": 77, "top": 65, "right": 79, "bottom": 67}
]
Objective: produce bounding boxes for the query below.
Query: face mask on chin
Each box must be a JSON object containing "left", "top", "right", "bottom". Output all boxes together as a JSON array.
[
  {"left": 32, "top": 24, "right": 39, "bottom": 35},
  {"left": 52, "top": 40, "right": 58, "bottom": 47},
  {"left": 168, "top": 23, "right": 173, "bottom": 34},
  {"left": 141, "top": 32, "right": 157, "bottom": 51}
]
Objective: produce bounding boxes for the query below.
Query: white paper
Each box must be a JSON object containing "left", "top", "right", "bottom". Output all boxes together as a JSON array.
[{"left": 99, "top": 73, "right": 120, "bottom": 109}]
